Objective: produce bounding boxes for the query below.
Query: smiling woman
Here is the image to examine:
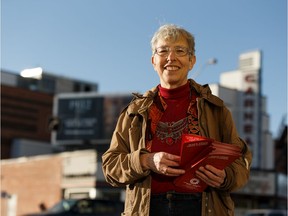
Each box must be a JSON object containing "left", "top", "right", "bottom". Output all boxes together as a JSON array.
[
  {"left": 102, "top": 24, "right": 252, "bottom": 216},
  {"left": 151, "top": 25, "right": 196, "bottom": 89}
]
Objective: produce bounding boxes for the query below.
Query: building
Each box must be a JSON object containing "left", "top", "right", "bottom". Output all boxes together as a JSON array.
[
  {"left": 1, "top": 154, "right": 62, "bottom": 216},
  {"left": 1, "top": 70, "right": 132, "bottom": 216},
  {"left": 1, "top": 70, "right": 99, "bottom": 159},
  {"left": 274, "top": 116, "right": 287, "bottom": 175},
  {"left": 1, "top": 69, "right": 98, "bottom": 94},
  {"left": 1, "top": 150, "right": 122, "bottom": 216},
  {"left": 209, "top": 50, "right": 287, "bottom": 210},
  {"left": 209, "top": 50, "right": 273, "bottom": 170},
  {"left": 1, "top": 84, "right": 54, "bottom": 159}
]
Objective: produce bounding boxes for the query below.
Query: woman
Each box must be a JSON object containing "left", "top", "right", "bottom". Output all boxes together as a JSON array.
[{"left": 102, "top": 24, "right": 252, "bottom": 216}]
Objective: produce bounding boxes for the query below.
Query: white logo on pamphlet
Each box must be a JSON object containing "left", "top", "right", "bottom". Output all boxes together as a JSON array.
[{"left": 190, "top": 178, "right": 200, "bottom": 185}]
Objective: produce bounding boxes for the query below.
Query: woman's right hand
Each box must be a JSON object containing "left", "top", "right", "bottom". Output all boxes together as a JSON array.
[{"left": 140, "top": 152, "right": 185, "bottom": 176}]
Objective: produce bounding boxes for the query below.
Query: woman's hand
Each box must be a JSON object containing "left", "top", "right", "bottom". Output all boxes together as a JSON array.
[
  {"left": 140, "top": 152, "right": 185, "bottom": 176},
  {"left": 196, "top": 165, "right": 227, "bottom": 188}
]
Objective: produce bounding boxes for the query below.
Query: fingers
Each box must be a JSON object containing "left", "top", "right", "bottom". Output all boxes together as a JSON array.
[
  {"left": 156, "top": 152, "right": 181, "bottom": 164},
  {"left": 160, "top": 166, "right": 185, "bottom": 176},
  {"left": 196, "top": 165, "right": 226, "bottom": 187},
  {"left": 152, "top": 152, "right": 180, "bottom": 168},
  {"left": 147, "top": 152, "right": 185, "bottom": 176}
]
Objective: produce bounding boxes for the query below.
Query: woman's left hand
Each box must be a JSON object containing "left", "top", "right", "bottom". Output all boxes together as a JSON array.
[{"left": 195, "top": 165, "right": 226, "bottom": 188}]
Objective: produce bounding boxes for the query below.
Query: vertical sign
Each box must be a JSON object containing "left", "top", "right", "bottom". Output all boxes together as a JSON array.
[{"left": 239, "top": 51, "right": 262, "bottom": 168}]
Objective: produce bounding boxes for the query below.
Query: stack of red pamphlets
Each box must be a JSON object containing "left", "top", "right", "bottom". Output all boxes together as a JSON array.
[{"left": 174, "top": 134, "right": 242, "bottom": 192}]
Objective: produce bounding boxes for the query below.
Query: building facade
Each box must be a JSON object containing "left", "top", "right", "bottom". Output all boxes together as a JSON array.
[
  {"left": 1, "top": 70, "right": 99, "bottom": 159},
  {"left": 210, "top": 50, "right": 274, "bottom": 170},
  {"left": 1, "top": 84, "right": 53, "bottom": 159},
  {"left": 209, "top": 50, "right": 287, "bottom": 210}
]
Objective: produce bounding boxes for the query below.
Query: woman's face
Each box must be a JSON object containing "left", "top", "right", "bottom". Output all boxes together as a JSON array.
[{"left": 151, "top": 35, "right": 196, "bottom": 89}]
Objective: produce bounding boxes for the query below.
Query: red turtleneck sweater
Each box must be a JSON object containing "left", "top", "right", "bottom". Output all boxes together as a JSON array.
[{"left": 151, "top": 81, "right": 191, "bottom": 194}]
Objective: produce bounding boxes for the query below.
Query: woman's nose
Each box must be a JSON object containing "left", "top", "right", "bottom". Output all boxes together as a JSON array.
[{"left": 166, "top": 50, "right": 176, "bottom": 61}]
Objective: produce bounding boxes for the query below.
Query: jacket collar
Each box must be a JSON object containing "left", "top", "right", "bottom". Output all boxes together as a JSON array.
[
  {"left": 189, "top": 79, "right": 224, "bottom": 107},
  {"left": 127, "top": 79, "right": 223, "bottom": 115}
]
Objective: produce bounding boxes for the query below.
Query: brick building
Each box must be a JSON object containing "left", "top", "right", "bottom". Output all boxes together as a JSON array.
[
  {"left": 1, "top": 84, "right": 53, "bottom": 159},
  {"left": 0, "top": 150, "right": 117, "bottom": 216},
  {"left": 1, "top": 154, "right": 62, "bottom": 216},
  {"left": 1, "top": 70, "right": 98, "bottom": 159}
]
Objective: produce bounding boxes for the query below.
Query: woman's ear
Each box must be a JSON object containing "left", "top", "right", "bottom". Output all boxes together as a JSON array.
[
  {"left": 189, "top": 55, "right": 196, "bottom": 70},
  {"left": 151, "top": 56, "right": 157, "bottom": 70}
]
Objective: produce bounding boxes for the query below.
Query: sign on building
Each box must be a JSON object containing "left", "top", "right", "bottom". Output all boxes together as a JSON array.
[
  {"left": 51, "top": 92, "right": 132, "bottom": 146},
  {"left": 239, "top": 50, "right": 262, "bottom": 168}
]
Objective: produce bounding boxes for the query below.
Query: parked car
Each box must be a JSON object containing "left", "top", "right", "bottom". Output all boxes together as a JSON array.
[
  {"left": 245, "top": 209, "right": 287, "bottom": 216},
  {"left": 25, "top": 198, "right": 124, "bottom": 216}
]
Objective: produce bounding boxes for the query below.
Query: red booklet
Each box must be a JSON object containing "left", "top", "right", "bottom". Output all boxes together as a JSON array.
[{"left": 174, "top": 134, "right": 242, "bottom": 192}]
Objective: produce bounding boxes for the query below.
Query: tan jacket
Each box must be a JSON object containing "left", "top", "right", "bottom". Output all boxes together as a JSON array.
[{"left": 102, "top": 79, "right": 252, "bottom": 216}]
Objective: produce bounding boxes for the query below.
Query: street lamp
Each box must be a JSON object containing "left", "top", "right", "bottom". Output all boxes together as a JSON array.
[
  {"left": 191, "top": 58, "right": 217, "bottom": 79},
  {"left": 20, "top": 67, "right": 43, "bottom": 80}
]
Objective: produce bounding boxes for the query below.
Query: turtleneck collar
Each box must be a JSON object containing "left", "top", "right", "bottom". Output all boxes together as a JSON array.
[{"left": 158, "top": 81, "right": 190, "bottom": 99}]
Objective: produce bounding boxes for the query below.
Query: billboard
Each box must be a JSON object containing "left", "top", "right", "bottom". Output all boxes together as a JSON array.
[{"left": 51, "top": 92, "right": 132, "bottom": 146}]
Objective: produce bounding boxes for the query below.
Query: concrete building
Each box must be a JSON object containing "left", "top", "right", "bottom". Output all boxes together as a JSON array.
[
  {"left": 209, "top": 50, "right": 287, "bottom": 211},
  {"left": 209, "top": 50, "right": 274, "bottom": 170}
]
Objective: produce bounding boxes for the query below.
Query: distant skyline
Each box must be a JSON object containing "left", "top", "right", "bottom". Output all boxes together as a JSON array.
[{"left": 2, "top": 0, "right": 287, "bottom": 137}]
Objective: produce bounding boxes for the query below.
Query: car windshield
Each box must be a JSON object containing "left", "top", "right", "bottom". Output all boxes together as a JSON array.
[
  {"left": 246, "top": 212, "right": 286, "bottom": 216},
  {"left": 46, "top": 200, "right": 77, "bottom": 213},
  {"left": 246, "top": 214, "right": 265, "bottom": 216},
  {"left": 74, "top": 199, "right": 123, "bottom": 214}
]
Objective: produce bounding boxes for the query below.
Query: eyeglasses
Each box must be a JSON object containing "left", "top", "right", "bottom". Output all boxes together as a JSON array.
[{"left": 154, "top": 46, "right": 192, "bottom": 57}]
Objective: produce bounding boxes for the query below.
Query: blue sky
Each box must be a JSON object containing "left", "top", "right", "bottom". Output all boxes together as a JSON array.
[{"left": 1, "top": 0, "right": 287, "bottom": 137}]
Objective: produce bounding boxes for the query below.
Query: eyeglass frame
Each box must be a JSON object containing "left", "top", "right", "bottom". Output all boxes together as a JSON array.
[{"left": 153, "top": 46, "right": 193, "bottom": 57}]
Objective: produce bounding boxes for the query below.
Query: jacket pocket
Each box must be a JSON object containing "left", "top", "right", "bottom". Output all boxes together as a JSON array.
[
  {"left": 219, "top": 192, "right": 234, "bottom": 216},
  {"left": 122, "top": 185, "right": 144, "bottom": 216},
  {"left": 208, "top": 190, "right": 234, "bottom": 216}
]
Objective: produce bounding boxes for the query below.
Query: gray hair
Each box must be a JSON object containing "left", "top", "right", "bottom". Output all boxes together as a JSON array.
[{"left": 150, "top": 24, "right": 195, "bottom": 55}]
